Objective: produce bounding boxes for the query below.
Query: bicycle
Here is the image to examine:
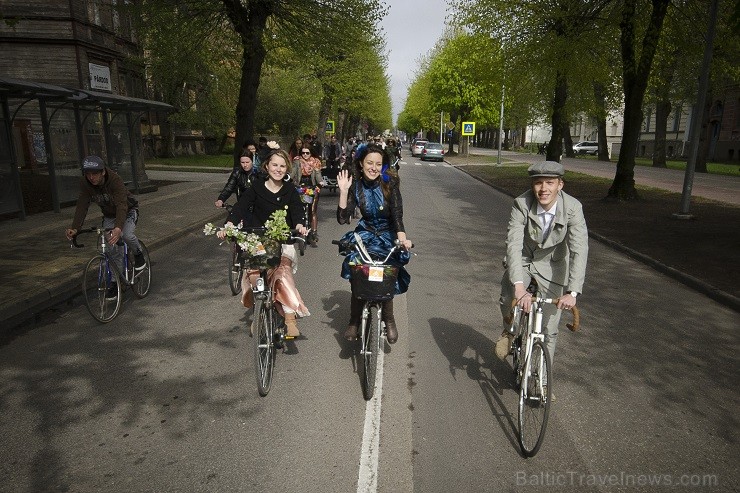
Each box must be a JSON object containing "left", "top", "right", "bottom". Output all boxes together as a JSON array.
[
  {"left": 296, "top": 184, "right": 319, "bottom": 245},
  {"left": 236, "top": 226, "right": 306, "bottom": 396},
  {"left": 503, "top": 278, "right": 580, "bottom": 457},
  {"left": 333, "top": 234, "right": 410, "bottom": 400},
  {"left": 71, "top": 227, "right": 152, "bottom": 323}
]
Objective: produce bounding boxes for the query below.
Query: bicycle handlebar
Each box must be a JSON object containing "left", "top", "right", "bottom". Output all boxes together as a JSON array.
[
  {"left": 506, "top": 297, "right": 581, "bottom": 332},
  {"left": 70, "top": 226, "right": 108, "bottom": 249}
]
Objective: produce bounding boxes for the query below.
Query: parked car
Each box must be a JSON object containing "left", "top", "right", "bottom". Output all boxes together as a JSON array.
[
  {"left": 421, "top": 142, "right": 444, "bottom": 161},
  {"left": 411, "top": 139, "right": 428, "bottom": 157},
  {"left": 572, "top": 141, "right": 599, "bottom": 155}
]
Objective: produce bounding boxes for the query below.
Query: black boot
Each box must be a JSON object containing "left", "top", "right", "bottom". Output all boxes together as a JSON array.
[
  {"left": 382, "top": 299, "right": 398, "bottom": 344},
  {"left": 344, "top": 295, "right": 363, "bottom": 341}
]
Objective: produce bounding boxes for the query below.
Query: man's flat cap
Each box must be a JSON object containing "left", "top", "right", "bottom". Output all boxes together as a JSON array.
[{"left": 528, "top": 161, "right": 564, "bottom": 178}]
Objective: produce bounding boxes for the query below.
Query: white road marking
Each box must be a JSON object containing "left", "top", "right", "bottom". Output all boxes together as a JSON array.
[{"left": 357, "top": 339, "right": 385, "bottom": 493}]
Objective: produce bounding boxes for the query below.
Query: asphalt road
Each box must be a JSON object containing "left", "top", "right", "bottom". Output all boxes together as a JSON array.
[{"left": 1, "top": 156, "right": 737, "bottom": 492}]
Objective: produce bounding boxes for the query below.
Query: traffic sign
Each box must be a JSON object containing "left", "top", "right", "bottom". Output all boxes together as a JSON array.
[
  {"left": 462, "top": 122, "right": 475, "bottom": 136},
  {"left": 325, "top": 120, "right": 335, "bottom": 134}
]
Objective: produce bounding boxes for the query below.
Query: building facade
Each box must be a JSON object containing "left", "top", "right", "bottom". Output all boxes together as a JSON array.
[{"left": 0, "top": 0, "right": 168, "bottom": 219}]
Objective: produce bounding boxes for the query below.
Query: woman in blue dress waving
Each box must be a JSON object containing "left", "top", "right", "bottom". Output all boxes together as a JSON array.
[{"left": 336, "top": 143, "right": 413, "bottom": 344}]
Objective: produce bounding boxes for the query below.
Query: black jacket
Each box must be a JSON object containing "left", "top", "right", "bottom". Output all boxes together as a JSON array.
[
  {"left": 228, "top": 178, "right": 304, "bottom": 229},
  {"left": 217, "top": 168, "right": 259, "bottom": 203}
]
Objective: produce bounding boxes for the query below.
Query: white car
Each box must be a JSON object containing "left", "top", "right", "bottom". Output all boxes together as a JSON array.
[{"left": 573, "top": 141, "right": 599, "bottom": 155}]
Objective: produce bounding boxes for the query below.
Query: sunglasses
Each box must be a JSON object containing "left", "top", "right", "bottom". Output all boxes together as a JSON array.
[{"left": 301, "top": 151, "right": 311, "bottom": 155}]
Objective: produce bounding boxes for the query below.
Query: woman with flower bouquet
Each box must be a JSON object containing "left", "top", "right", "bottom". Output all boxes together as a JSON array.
[
  {"left": 218, "top": 146, "right": 310, "bottom": 338},
  {"left": 336, "top": 143, "right": 413, "bottom": 344},
  {"left": 292, "top": 145, "right": 323, "bottom": 246}
]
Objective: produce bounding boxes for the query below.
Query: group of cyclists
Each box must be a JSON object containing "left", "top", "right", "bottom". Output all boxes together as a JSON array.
[
  {"left": 213, "top": 135, "right": 413, "bottom": 340},
  {"left": 65, "top": 133, "right": 587, "bottom": 394}
]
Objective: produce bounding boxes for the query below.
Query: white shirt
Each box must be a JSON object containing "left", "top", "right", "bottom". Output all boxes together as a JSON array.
[{"left": 537, "top": 203, "right": 557, "bottom": 241}]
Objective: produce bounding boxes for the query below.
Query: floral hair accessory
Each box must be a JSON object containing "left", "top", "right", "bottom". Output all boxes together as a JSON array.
[{"left": 266, "top": 140, "right": 280, "bottom": 150}]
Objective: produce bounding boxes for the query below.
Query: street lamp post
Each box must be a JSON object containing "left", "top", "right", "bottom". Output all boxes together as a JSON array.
[{"left": 497, "top": 83, "right": 505, "bottom": 166}]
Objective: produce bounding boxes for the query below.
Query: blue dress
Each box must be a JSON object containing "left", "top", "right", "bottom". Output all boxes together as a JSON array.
[{"left": 339, "top": 179, "right": 411, "bottom": 295}]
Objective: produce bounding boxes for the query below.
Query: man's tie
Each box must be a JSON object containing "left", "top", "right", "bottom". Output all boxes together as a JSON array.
[{"left": 540, "top": 212, "right": 553, "bottom": 242}]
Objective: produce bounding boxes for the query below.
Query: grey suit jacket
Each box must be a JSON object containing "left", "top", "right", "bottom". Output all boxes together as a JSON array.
[{"left": 504, "top": 189, "right": 588, "bottom": 294}]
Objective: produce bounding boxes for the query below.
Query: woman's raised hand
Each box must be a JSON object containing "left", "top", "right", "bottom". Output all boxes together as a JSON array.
[{"left": 337, "top": 169, "right": 352, "bottom": 192}]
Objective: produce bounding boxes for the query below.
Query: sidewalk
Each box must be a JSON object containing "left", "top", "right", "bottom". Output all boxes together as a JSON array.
[{"left": 0, "top": 173, "right": 226, "bottom": 331}]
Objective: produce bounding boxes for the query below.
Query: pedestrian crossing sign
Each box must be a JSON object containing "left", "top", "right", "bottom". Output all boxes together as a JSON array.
[
  {"left": 325, "top": 120, "right": 335, "bottom": 134},
  {"left": 462, "top": 122, "right": 475, "bottom": 136}
]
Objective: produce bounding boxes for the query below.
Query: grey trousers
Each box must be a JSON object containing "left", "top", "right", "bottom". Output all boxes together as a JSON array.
[{"left": 499, "top": 271, "right": 563, "bottom": 370}]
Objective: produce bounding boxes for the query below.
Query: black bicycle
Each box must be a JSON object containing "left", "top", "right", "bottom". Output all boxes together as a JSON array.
[
  {"left": 72, "top": 227, "right": 152, "bottom": 323},
  {"left": 333, "top": 234, "right": 408, "bottom": 400},
  {"left": 234, "top": 226, "right": 305, "bottom": 396}
]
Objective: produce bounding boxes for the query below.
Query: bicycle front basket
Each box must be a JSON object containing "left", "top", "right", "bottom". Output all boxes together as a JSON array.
[{"left": 350, "top": 264, "right": 398, "bottom": 301}]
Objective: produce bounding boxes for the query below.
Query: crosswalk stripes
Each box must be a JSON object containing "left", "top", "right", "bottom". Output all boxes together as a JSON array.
[{"left": 410, "top": 161, "right": 453, "bottom": 168}]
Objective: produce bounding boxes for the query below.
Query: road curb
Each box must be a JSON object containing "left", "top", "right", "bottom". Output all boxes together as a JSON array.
[
  {"left": 454, "top": 165, "right": 740, "bottom": 313},
  {"left": 0, "top": 210, "right": 225, "bottom": 333}
]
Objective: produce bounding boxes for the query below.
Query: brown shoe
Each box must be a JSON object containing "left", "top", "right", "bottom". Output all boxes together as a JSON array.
[
  {"left": 284, "top": 312, "right": 300, "bottom": 338},
  {"left": 382, "top": 299, "right": 398, "bottom": 344},
  {"left": 494, "top": 332, "right": 514, "bottom": 360},
  {"left": 344, "top": 295, "right": 362, "bottom": 341}
]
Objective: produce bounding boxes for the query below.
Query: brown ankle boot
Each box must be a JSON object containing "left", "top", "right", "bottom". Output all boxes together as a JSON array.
[
  {"left": 344, "top": 295, "right": 362, "bottom": 341},
  {"left": 382, "top": 299, "right": 398, "bottom": 344},
  {"left": 284, "top": 312, "right": 300, "bottom": 338}
]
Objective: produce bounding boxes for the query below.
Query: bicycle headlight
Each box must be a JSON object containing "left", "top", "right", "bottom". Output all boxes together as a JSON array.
[{"left": 256, "top": 278, "right": 265, "bottom": 292}]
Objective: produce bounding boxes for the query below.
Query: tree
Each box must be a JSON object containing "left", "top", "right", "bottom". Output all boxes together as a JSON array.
[
  {"left": 219, "top": 0, "right": 384, "bottom": 165},
  {"left": 607, "top": 0, "right": 671, "bottom": 200}
]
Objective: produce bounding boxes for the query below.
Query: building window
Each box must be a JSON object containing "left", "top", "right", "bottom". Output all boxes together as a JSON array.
[
  {"left": 644, "top": 109, "right": 652, "bottom": 132},
  {"left": 672, "top": 103, "right": 682, "bottom": 132},
  {"left": 89, "top": 0, "right": 102, "bottom": 25}
]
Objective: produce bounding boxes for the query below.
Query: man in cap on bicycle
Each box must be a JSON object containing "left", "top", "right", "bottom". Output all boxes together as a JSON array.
[
  {"left": 65, "top": 156, "right": 145, "bottom": 294},
  {"left": 494, "top": 161, "right": 588, "bottom": 368}
]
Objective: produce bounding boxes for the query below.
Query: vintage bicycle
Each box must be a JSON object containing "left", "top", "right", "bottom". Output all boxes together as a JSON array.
[
  {"left": 504, "top": 278, "right": 580, "bottom": 457},
  {"left": 233, "top": 226, "right": 305, "bottom": 396},
  {"left": 71, "top": 226, "right": 152, "bottom": 323},
  {"left": 333, "top": 233, "right": 411, "bottom": 400}
]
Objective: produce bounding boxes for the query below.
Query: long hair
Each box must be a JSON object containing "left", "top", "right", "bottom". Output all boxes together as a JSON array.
[{"left": 353, "top": 143, "right": 397, "bottom": 201}]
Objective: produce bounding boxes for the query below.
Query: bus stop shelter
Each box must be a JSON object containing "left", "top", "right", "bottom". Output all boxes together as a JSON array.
[{"left": 0, "top": 77, "right": 172, "bottom": 220}]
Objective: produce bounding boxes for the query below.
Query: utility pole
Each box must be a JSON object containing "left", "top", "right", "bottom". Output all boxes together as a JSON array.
[
  {"left": 497, "top": 84, "right": 505, "bottom": 166},
  {"left": 675, "top": 0, "right": 718, "bottom": 219}
]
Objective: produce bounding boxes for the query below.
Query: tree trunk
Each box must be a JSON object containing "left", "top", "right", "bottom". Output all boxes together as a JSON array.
[
  {"left": 593, "top": 82, "right": 610, "bottom": 161},
  {"left": 520, "top": 126, "right": 526, "bottom": 148},
  {"left": 562, "top": 120, "right": 575, "bottom": 158},
  {"left": 547, "top": 72, "right": 568, "bottom": 162},
  {"left": 607, "top": 0, "right": 670, "bottom": 200},
  {"left": 695, "top": 94, "right": 712, "bottom": 173},
  {"left": 222, "top": 1, "right": 271, "bottom": 168},
  {"left": 653, "top": 98, "right": 670, "bottom": 168}
]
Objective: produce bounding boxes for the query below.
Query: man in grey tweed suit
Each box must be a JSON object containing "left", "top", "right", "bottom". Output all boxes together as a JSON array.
[{"left": 494, "top": 161, "right": 589, "bottom": 369}]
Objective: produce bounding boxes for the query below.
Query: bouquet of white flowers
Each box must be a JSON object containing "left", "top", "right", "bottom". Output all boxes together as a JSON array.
[{"left": 204, "top": 209, "right": 289, "bottom": 268}]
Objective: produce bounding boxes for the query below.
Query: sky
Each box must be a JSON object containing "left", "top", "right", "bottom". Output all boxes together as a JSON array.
[{"left": 381, "top": 0, "right": 451, "bottom": 123}]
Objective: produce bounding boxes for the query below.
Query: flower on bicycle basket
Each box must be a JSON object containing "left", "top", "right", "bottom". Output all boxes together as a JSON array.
[{"left": 263, "top": 209, "right": 290, "bottom": 242}]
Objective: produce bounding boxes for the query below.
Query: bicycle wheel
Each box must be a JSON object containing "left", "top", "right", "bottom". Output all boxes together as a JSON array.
[
  {"left": 518, "top": 340, "right": 552, "bottom": 457},
  {"left": 82, "top": 255, "right": 121, "bottom": 323},
  {"left": 229, "top": 243, "right": 242, "bottom": 295},
  {"left": 253, "top": 300, "right": 275, "bottom": 396},
  {"left": 360, "top": 303, "right": 381, "bottom": 400},
  {"left": 131, "top": 241, "right": 152, "bottom": 299}
]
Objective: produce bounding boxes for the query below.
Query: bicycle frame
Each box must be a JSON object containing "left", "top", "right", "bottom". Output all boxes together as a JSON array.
[{"left": 516, "top": 300, "right": 548, "bottom": 403}]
